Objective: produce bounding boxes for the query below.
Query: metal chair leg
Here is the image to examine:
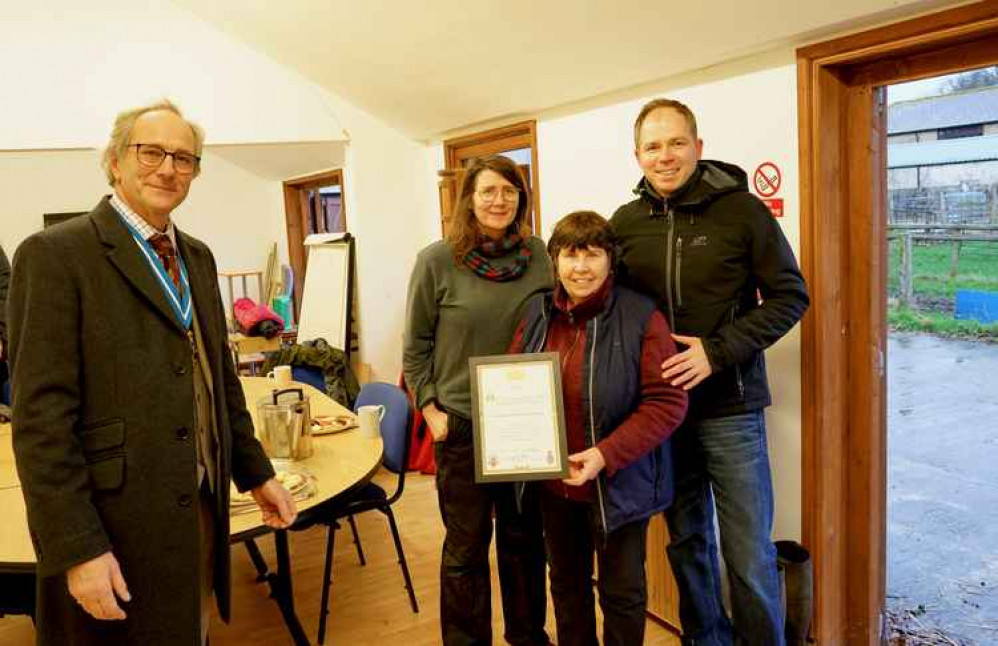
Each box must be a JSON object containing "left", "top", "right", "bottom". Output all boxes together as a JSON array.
[
  {"left": 384, "top": 506, "right": 419, "bottom": 613},
  {"left": 243, "top": 538, "right": 269, "bottom": 582},
  {"left": 317, "top": 523, "right": 338, "bottom": 645},
  {"left": 347, "top": 514, "right": 366, "bottom": 566}
]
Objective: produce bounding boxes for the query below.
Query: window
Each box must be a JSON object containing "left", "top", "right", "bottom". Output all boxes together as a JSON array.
[{"left": 937, "top": 123, "right": 983, "bottom": 139}]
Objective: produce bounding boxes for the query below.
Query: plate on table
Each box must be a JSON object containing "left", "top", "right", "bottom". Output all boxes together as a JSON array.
[
  {"left": 311, "top": 414, "right": 357, "bottom": 435},
  {"left": 230, "top": 468, "right": 316, "bottom": 514}
]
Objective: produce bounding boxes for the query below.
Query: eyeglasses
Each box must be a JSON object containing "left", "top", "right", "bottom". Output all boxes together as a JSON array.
[
  {"left": 475, "top": 186, "right": 520, "bottom": 203},
  {"left": 129, "top": 144, "right": 200, "bottom": 175}
]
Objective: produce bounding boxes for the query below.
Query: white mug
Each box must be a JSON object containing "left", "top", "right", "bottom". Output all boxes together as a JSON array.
[
  {"left": 266, "top": 365, "right": 293, "bottom": 387},
  {"left": 357, "top": 405, "right": 386, "bottom": 439}
]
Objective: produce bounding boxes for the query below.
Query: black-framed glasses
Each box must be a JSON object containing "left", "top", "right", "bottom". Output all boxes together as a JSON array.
[{"left": 129, "top": 143, "right": 200, "bottom": 175}]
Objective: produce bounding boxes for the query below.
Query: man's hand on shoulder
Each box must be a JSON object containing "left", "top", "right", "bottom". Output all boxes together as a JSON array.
[
  {"left": 251, "top": 478, "right": 298, "bottom": 529},
  {"left": 66, "top": 551, "right": 131, "bottom": 620},
  {"left": 661, "top": 334, "right": 714, "bottom": 391}
]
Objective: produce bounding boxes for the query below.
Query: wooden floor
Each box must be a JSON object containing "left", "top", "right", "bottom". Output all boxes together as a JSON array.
[{"left": 0, "top": 472, "right": 680, "bottom": 645}]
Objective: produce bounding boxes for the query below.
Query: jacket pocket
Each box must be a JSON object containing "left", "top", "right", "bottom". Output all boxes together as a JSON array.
[{"left": 81, "top": 419, "right": 126, "bottom": 491}]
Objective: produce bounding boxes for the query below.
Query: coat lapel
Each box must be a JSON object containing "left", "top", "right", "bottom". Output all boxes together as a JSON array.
[
  {"left": 176, "top": 231, "right": 220, "bottom": 359},
  {"left": 91, "top": 198, "right": 187, "bottom": 334}
]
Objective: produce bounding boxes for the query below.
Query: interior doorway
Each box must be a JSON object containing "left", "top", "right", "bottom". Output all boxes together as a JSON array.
[
  {"left": 282, "top": 169, "right": 346, "bottom": 317},
  {"left": 797, "top": 3, "right": 998, "bottom": 643}
]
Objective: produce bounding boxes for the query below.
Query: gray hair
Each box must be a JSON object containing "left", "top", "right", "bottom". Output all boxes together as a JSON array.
[{"left": 100, "top": 99, "right": 205, "bottom": 186}]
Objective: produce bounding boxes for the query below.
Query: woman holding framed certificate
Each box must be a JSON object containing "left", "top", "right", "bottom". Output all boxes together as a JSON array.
[
  {"left": 403, "top": 155, "right": 553, "bottom": 646},
  {"left": 510, "top": 211, "right": 689, "bottom": 646}
]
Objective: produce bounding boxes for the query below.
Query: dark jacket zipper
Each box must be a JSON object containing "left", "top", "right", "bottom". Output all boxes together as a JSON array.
[
  {"left": 587, "top": 317, "right": 609, "bottom": 536},
  {"left": 729, "top": 305, "right": 745, "bottom": 399},
  {"left": 663, "top": 207, "right": 676, "bottom": 330},
  {"left": 675, "top": 236, "right": 683, "bottom": 310}
]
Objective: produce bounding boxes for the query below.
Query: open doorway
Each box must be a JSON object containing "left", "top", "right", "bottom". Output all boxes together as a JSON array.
[
  {"left": 282, "top": 169, "right": 346, "bottom": 317},
  {"left": 884, "top": 67, "right": 998, "bottom": 644},
  {"left": 797, "top": 4, "right": 998, "bottom": 642}
]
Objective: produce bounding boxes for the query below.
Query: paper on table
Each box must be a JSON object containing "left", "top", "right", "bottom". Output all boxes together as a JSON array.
[{"left": 229, "top": 468, "right": 316, "bottom": 515}]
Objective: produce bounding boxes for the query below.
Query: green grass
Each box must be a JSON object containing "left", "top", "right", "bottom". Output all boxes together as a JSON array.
[
  {"left": 889, "top": 305, "right": 998, "bottom": 340},
  {"left": 888, "top": 239, "right": 998, "bottom": 299},
  {"left": 887, "top": 238, "right": 998, "bottom": 337}
]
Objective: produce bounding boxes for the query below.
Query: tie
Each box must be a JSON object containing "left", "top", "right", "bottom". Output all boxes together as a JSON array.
[{"left": 148, "top": 233, "right": 182, "bottom": 295}]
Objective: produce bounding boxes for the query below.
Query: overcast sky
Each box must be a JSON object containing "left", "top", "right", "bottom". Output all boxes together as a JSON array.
[
  {"left": 887, "top": 66, "right": 998, "bottom": 104},
  {"left": 887, "top": 75, "right": 951, "bottom": 104}
]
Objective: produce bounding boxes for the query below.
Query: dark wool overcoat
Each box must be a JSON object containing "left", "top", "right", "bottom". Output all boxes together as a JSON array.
[{"left": 8, "top": 197, "right": 274, "bottom": 645}]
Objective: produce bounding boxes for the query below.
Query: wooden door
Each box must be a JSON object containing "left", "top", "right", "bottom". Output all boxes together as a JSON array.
[{"left": 645, "top": 514, "right": 682, "bottom": 632}]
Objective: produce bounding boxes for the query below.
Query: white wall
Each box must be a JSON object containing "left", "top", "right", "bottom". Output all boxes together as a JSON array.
[
  {"left": 0, "top": 149, "right": 287, "bottom": 306},
  {"left": 331, "top": 105, "right": 439, "bottom": 382},
  {"left": 920, "top": 161, "right": 998, "bottom": 186},
  {"left": 0, "top": 0, "right": 438, "bottom": 382},
  {"left": 428, "top": 50, "right": 806, "bottom": 539}
]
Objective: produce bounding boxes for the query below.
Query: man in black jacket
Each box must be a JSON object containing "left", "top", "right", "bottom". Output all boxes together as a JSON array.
[{"left": 611, "top": 99, "right": 809, "bottom": 646}]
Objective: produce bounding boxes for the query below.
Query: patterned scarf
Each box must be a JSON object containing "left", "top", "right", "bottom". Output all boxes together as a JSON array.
[{"left": 462, "top": 233, "right": 532, "bottom": 282}]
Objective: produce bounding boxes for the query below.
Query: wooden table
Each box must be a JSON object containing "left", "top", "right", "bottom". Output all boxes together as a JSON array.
[
  {"left": 234, "top": 377, "right": 382, "bottom": 538},
  {"left": 0, "top": 378, "right": 383, "bottom": 644},
  {"left": 0, "top": 426, "right": 35, "bottom": 619}
]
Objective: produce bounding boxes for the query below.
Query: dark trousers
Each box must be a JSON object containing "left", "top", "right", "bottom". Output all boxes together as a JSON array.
[
  {"left": 540, "top": 490, "right": 648, "bottom": 646},
  {"left": 434, "top": 412, "right": 549, "bottom": 646},
  {"left": 197, "top": 480, "right": 215, "bottom": 646}
]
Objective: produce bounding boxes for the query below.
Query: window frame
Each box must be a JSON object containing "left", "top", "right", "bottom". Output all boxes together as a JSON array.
[{"left": 442, "top": 120, "right": 542, "bottom": 235}]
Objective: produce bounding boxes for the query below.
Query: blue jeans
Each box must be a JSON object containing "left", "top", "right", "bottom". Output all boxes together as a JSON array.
[{"left": 665, "top": 410, "right": 785, "bottom": 646}]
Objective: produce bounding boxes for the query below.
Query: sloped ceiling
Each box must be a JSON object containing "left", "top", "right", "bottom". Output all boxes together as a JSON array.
[
  {"left": 209, "top": 142, "right": 345, "bottom": 181},
  {"left": 172, "top": 0, "right": 964, "bottom": 140}
]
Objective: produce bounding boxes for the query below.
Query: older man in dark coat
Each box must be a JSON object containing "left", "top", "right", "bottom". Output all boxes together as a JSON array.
[
  {"left": 0, "top": 243, "right": 9, "bottom": 391},
  {"left": 7, "top": 100, "right": 296, "bottom": 645}
]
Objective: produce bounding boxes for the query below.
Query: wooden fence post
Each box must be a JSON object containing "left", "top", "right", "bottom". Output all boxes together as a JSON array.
[
  {"left": 950, "top": 240, "right": 961, "bottom": 282},
  {"left": 899, "top": 234, "right": 913, "bottom": 308}
]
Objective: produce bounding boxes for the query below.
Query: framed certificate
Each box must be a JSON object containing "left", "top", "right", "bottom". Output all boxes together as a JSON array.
[{"left": 468, "top": 352, "right": 569, "bottom": 483}]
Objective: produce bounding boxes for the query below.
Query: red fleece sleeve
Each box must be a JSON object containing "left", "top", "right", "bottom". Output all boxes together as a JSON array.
[
  {"left": 596, "top": 311, "right": 688, "bottom": 476},
  {"left": 508, "top": 318, "right": 527, "bottom": 354}
]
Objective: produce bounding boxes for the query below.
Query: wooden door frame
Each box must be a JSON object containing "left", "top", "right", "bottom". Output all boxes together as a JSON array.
[
  {"left": 282, "top": 169, "right": 346, "bottom": 318},
  {"left": 797, "top": 2, "right": 998, "bottom": 642}
]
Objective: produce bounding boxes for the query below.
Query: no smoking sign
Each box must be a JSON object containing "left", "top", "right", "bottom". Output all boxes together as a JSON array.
[
  {"left": 752, "top": 161, "right": 783, "bottom": 217},
  {"left": 753, "top": 162, "right": 781, "bottom": 197}
]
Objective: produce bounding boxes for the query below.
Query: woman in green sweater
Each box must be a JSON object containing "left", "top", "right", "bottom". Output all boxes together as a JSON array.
[{"left": 404, "top": 155, "right": 553, "bottom": 645}]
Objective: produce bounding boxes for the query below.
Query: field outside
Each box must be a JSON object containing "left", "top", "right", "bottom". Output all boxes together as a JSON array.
[{"left": 887, "top": 239, "right": 998, "bottom": 339}]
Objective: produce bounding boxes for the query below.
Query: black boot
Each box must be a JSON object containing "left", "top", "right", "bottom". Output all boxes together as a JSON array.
[{"left": 776, "top": 540, "right": 812, "bottom": 646}]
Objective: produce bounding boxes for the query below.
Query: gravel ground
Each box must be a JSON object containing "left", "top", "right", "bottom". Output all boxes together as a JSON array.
[{"left": 888, "top": 332, "right": 998, "bottom": 645}]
